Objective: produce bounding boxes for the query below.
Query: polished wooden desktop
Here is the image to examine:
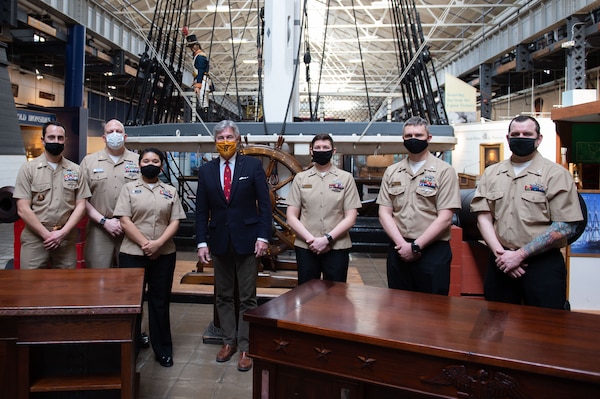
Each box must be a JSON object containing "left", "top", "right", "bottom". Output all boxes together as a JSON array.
[
  {"left": 245, "top": 280, "right": 600, "bottom": 399},
  {"left": 0, "top": 268, "right": 144, "bottom": 399}
]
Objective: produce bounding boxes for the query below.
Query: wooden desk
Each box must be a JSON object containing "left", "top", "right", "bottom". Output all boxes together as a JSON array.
[
  {"left": 245, "top": 280, "right": 600, "bottom": 399},
  {"left": 0, "top": 268, "right": 144, "bottom": 399}
]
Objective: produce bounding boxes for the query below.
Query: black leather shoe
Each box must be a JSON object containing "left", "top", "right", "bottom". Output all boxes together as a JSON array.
[
  {"left": 156, "top": 355, "right": 173, "bottom": 367},
  {"left": 140, "top": 332, "right": 150, "bottom": 349}
]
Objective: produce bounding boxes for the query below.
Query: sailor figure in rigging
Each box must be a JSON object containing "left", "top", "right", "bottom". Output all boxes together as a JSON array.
[{"left": 186, "top": 33, "right": 210, "bottom": 107}]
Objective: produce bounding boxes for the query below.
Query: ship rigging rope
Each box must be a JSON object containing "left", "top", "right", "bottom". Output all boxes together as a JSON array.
[
  {"left": 109, "top": 0, "right": 212, "bottom": 135},
  {"left": 312, "top": 0, "right": 332, "bottom": 122},
  {"left": 357, "top": 0, "right": 454, "bottom": 140},
  {"left": 304, "top": 10, "right": 313, "bottom": 120},
  {"left": 227, "top": 0, "right": 244, "bottom": 119},
  {"left": 350, "top": 0, "right": 372, "bottom": 120},
  {"left": 255, "top": 2, "right": 268, "bottom": 132},
  {"left": 207, "top": 0, "right": 256, "bottom": 120},
  {"left": 197, "top": 0, "right": 219, "bottom": 109}
]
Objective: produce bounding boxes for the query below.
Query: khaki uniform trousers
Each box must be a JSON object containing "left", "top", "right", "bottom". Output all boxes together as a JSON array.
[
  {"left": 84, "top": 223, "right": 123, "bottom": 268},
  {"left": 20, "top": 227, "right": 77, "bottom": 269}
]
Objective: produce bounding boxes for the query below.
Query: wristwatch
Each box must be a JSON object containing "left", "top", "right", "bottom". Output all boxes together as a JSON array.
[
  {"left": 99, "top": 217, "right": 107, "bottom": 226},
  {"left": 325, "top": 233, "right": 334, "bottom": 243},
  {"left": 411, "top": 242, "right": 421, "bottom": 253}
]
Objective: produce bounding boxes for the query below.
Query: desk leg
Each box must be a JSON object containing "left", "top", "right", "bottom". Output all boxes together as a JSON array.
[
  {"left": 0, "top": 338, "right": 17, "bottom": 399},
  {"left": 17, "top": 345, "right": 29, "bottom": 399},
  {"left": 121, "top": 342, "right": 136, "bottom": 399}
]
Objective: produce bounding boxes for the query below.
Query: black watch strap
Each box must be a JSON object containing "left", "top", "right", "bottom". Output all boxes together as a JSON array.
[
  {"left": 325, "top": 233, "right": 333, "bottom": 243},
  {"left": 411, "top": 242, "right": 421, "bottom": 253},
  {"left": 99, "top": 217, "right": 107, "bottom": 226}
]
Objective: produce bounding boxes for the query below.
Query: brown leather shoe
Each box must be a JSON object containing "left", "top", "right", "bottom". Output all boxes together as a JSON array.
[
  {"left": 216, "top": 344, "right": 237, "bottom": 362},
  {"left": 237, "top": 351, "right": 253, "bottom": 372}
]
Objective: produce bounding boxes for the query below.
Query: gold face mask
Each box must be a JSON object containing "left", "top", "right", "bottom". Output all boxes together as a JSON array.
[{"left": 216, "top": 140, "right": 238, "bottom": 159}]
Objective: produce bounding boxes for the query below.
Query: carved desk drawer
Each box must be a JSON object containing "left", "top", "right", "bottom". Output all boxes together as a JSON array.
[{"left": 246, "top": 280, "right": 600, "bottom": 399}]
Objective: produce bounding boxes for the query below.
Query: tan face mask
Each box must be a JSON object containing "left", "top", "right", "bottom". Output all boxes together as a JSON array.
[{"left": 216, "top": 140, "right": 238, "bottom": 159}]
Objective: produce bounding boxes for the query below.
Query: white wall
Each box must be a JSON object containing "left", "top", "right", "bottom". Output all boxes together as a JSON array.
[
  {"left": 569, "top": 257, "right": 600, "bottom": 311},
  {"left": 8, "top": 68, "right": 65, "bottom": 108},
  {"left": 0, "top": 156, "right": 26, "bottom": 189},
  {"left": 451, "top": 117, "right": 557, "bottom": 175}
]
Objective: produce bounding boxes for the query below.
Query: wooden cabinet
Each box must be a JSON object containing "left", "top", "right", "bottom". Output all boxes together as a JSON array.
[
  {"left": 552, "top": 100, "right": 600, "bottom": 190},
  {"left": 246, "top": 280, "right": 600, "bottom": 399},
  {"left": 0, "top": 268, "right": 144, "bottom": 399}
]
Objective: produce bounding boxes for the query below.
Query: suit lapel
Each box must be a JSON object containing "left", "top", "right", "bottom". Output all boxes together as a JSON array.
[{"left": 229, "top": 155, "right": 244, "bottom": 201}]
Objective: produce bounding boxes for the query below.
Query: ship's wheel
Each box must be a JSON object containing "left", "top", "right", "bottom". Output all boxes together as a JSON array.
[{"left": 241, "top": 136, "right": 304, "bottom": 261}]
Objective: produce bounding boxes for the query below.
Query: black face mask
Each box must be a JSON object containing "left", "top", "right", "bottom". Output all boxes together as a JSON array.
[
  {"left": 312, "top": 150, "right": 333, "bottom": 165},
  {"left": 509, "top": 137, "right": 537, "bottom": 157},
  {"left": 403, "top": 138, "right": 429, "bottom": 154},
  {"left": 44, "top": 142, "right": 64, "bottom": 156},
  {"left": 141, "top": 164, "right": 162, "bottom": 179}
]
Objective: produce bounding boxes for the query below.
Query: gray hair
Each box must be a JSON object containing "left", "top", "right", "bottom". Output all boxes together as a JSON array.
[{"left": 213, "top": 120, "right": 240, "bottom": 140}]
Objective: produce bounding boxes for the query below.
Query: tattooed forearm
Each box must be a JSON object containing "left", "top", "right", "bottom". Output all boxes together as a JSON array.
[{"left": 521, "top": 221, "right": 579, "bottom": 257}]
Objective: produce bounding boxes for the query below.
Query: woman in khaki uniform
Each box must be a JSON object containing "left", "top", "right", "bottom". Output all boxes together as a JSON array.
[
  {"left": 114, "top": 148, "right": 186, "bottom": 367},
  {"left": 287, "top": 133, "right": 362, "bottom": 285}
]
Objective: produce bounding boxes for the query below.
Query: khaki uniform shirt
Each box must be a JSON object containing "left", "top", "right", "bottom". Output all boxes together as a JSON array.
[
  {"left": 80, "top": 148, "right": 140, "bottom": 218},
  {"left": 287, "top": 165, "right": 362, "bottom": 250},
  {"left": 114, "top": 179, "right": 186, "bottom": 256},
  {"left": 376, "top": 153, "right": 460, "bottom": 241},
  {"left": 470, "top": 151, "right": 583, "bottom": 249},
  {"left": 13, "top": 153, "right": 91, "bottom": 230}
]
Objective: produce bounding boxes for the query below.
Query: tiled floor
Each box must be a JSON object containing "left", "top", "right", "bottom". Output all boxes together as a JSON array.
[{"left": 0, "top": 222, "right": 388, "bottom": 399}]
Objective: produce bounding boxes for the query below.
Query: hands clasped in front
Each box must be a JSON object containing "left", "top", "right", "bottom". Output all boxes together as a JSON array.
[
  {"left": 43, "top": 229, "right": 66, "bottom": 251},
  {"left": 306, "top": 236, "right": 331, "bottom": 255},
  {"left": 142, "top": 240, "right": 161, "bottom": 260},
  {"left": 494, "top": 248, "right": 527, "bottom": 278},
  {"left": 103, "top": 217, "right": 123, "bottom": 237},
  {"left": 394, "top": 242, "right": 421, "bottom": 262}
]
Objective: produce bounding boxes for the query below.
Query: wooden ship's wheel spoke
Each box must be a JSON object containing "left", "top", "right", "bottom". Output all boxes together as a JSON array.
[{"left": 181, "top": 137, "right": 304, "bottom": 288}]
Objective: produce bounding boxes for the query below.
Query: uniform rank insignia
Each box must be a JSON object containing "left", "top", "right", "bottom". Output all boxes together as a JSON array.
[
  {"left": 329, "top": 180, "right": 344, "bottom": 192},
  {"left": 160, "top": 190, "right": 174, "bottom": 199},
  {"left": 524, "top": 182, "right": 546, "bottom": 193},
  {"left": 419, "top": 175, "right": 436, "bottom": 189},
  {"left": 63, "top": 170, "right": 79, "bottom": 181}
]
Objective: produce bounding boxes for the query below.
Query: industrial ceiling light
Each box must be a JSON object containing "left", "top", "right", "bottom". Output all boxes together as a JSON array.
[
  {"left": 229, "top": 37, "right": 249, "bottom": 44},
  {"left": 207, "top": 5, "right": 229, "bottom": 12}
]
